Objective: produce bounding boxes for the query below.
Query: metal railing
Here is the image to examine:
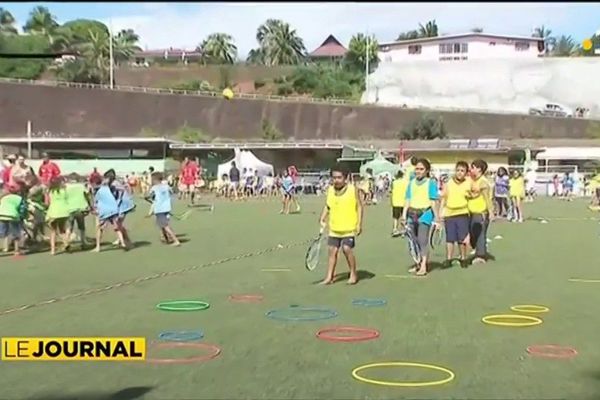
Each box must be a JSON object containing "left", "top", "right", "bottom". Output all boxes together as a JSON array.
[{"left": 0, "top": 77, "right": 355, "bottom": 106}]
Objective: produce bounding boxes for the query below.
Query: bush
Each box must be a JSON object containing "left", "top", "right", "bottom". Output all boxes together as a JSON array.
[
  {"left": 170, "top": 80, "right": 212, "bottom": 91},
  {"left": 254, "top": 78, "right": 266, "bottom": 89},
  {"left": 176, "top": 124, "right": 211, "bottom": 143},
  {"left": 276, "top": 82, "right": 293, "bottom": 96},
  {"left": 399, "top": 114, "right": 448, "bottom": 140},
  {"left": 0, "top": 34, "right": 51, "bottom": 80},
  {"left": 260, "top": 119, "right": 284, "bottom": 141}
]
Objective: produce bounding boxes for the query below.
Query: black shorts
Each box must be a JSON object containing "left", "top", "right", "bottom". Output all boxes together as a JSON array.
[
  {"left": 392, "top": 206, "right": 403, "bottom": 219},
  {"left": 327, "top": 236, "right": 355, "bottom": 249},
  {"left": 595, "top": 188, "right": 600, "bottom": 198},
  {"left": 49, "top": 217, "right": 68, "bottom": 233}
]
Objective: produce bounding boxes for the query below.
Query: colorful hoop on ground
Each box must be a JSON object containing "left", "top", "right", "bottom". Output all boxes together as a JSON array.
[
  {"left": 481, "top": 314, "right": 542, "bottom": 327},
  {"left": 316, "top": 326, "right": 380, "bottom": 342},
  {"left": 352, "top": 298, "right": 387, "bottom": 307},
  {"left": 526, "top": 344, "right": 578, "bottom": 359},
  {"left": 352, "top": 361, "right": 455, "bottom": 387},
  {"left": 510, "top": 305, "right": 550, "bottom": 313},
  {"left": 146, "top": 342, "right": 221, "bottom": 364},
  {"left": 156, "top": 300, "right": 210, "bottom": 311},
  {"left": 266, "top": 307, "right": 338, "bottom": 321},
  {"left": 158, "top": 330, "right": 204, "bottom": 342},
  {"left": 568, "top": 278, "right": 600, "bottom": 283},
  {"left": 228, "top": 294, "right": 264, "bottom": 303}
]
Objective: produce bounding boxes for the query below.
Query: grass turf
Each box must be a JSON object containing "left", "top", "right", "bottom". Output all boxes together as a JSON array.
[{"left": 0, "top": 197, "right": 599, "bottom": 400}]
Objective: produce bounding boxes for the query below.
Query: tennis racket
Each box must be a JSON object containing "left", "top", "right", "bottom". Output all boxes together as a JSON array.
[
  {"left": 305, "top": 227, "right": 325, "bottom": 271},
  {"left": 429, "top": 225, "right": 444, "bottom": 250},
  {"left": 404, "top": 220, "right": 422, "bottom": 264}
]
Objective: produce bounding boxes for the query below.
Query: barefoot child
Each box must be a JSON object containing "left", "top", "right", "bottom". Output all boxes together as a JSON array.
[
  {"left": 146, "top": 172, "right": 181, "bottom": 246},
  {"left": 46, "top": 177, "right": 72, "bottom": 255},
  {"left": 390, "top": 170, "right": 408, "bottom": 237},
  {"left": 467, "top": 159, "right": 494, "bottom": 264},
  {"left": 509, "top": 170, "right": 525, "bottom": 223},
  {"left": 66, "top": 175, "right": 92, "bottom": 249},
  {"left": 319, "top": 163, "right": 363, "bottom": 285},
  {"left": 440, "top": 161, "right": 470, "bottom": 267}
]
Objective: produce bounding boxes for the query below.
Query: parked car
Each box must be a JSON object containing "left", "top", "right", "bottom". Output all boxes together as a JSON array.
[{"left": 529, "top": 103, "right": 574, "bottom": 118}]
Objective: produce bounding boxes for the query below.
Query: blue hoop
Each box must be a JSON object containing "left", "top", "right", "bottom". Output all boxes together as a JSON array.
[
  {"left": 352, "top": 298, "right": 387, "bottom": 307},
  {"left": 266, "top": 307, "right": 338, "bottom": 321},
  {"left": 158, "top": 330, "right": 205, "bottom": 342}
]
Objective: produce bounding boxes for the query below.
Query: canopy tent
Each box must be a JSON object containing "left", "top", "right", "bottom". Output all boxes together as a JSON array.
[
  {"left": 359, "top": 153, "right": 400, "bottom": 178},
  {"left": 217, "top": 148, "right": 274, "bottom": 178}
]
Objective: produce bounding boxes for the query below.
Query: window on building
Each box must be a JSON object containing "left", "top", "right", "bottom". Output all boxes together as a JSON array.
[
  {"left": 408, "top": 45, "right": 422, "bottom": 54},
  {"left": 460, "top": 43, "right": 468, "bottom": 53},
  {"left": 515, "top": 42, "right": 530, "bottom": 51},
  {"left": 453, "top": 43, "right": 461, "bottom": 53},
  {"left": 489, "top": 41, "right": 496, "bottom": 46}
]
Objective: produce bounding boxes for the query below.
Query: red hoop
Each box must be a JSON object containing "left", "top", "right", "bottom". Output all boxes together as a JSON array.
[
  {"left": 146, "top": 342, "right": 221, "bottom": 364},
  {"left": 228, "top": 294, "right": 264, "bottom": 303},
  {"left": 526, "top": 344, "right": 578, "bottom": 359},
  {"left": 316, "top": 326, "right": 380, "bottom": 342}
]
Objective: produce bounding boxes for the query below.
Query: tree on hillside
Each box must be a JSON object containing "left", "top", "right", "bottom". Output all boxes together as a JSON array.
[
  {"left": 345, "top": 33, "right": 379, "bottom": 73},
  {"left": 253, "top": 19, "right": 306, "bottom": 65},
  {"left": 533, "top": 25, "right": 556, "bottom": 55},
  {"left": 246, "top": 47, "right": 264, "bottom": 64},
  {"left": 471, "top": 27, "right": 484, "bottom": 33},
  {"left": 113, "top": 29, "right": 141, "bottom": 64},
  {"left": 23, "top": 6, "right": 72, "bottom": 51},
  {"left": 197, "top": 33, "right": 237, "bottom": 64},
  {"left": 396, "top": 20, "right": 438, "bottom": 41},
  {"left": 396, "top": 30, "right": 419, "bottom": 41},
  {"left": 0, "top": 34, "right": 51, "bottom": 79},
  {"left": 62, "top": 19, "right": 109, "bottom": 44},
  {"left": 0, "top": 8, "right": 18, "bottom": 35},
  {"left": 551, "top": 35, "right": 579, "bottom": 57}
]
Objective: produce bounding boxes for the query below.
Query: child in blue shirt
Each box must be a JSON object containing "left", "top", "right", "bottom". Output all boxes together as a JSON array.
[{"left": 146, "top": 172, "right": 180, "bottom": 247}]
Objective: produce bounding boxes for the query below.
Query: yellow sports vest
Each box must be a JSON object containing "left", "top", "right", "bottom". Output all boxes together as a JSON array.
[
  {"left": 408, "top": 178, "right": 431, "bottom": 210},
  {"left": 444, "top": 178, "right": 469, "bottom": 217},
  {"left": 327, "top": 184, "right": 358, "bottom": 237},
  {"left": 509, "top": 177, "right": 525, "bottom": 198},
  {"left": 391, "top": 178, "right": 408, "bottom": 207},
  {"left": 467, "top": 176, "right": 488, "bottom": 214}
]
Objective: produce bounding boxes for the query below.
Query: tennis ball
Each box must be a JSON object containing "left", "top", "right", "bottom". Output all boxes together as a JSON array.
[
  {"left": 222, "top": 88, "right": 234, "bottom": 100},
  {"left": 582, "top": 38, "right": 593, "bottom": 51}
]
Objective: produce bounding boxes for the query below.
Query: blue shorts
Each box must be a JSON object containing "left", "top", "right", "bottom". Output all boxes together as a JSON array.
[
  {"left": 444, "top": 214, "right": 469, "bottom": 243},
  {"left": 0, "top": 220, "right": 21, "bottom": 239},
  {"left": 327, "top": 236, "right": 355, "bottom": 249},
  {"left": 155, "top": 213, "right": 170, "bottom": 229}
]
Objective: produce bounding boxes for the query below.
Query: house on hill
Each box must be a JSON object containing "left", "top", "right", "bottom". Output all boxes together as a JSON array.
[{"left": 308, "top": 35, "right": 347, "bottom": 64}]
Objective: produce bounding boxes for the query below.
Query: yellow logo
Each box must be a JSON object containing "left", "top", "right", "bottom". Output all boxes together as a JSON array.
[
  {"left": 582, "top": 38, "right": 593, "bottom": 51},
  {"left": 1, "top": 337, "right": 146, "bottom": 361}
]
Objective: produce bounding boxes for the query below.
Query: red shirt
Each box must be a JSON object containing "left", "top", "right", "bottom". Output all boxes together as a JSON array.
[
  {"left": 39, "top": 161, "right": 61, "bottom": 185},
  {"left": 89, "top": 171, "right": 101, "bottom": 184},
  {"left": 181, "top": 162, "right": 199, "bottom": 184},
  {"left": 1, "top": 165, "right": 11, "bottom": 184}
]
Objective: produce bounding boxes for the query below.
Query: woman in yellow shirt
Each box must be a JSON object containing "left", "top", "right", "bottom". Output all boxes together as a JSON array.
[
  {"left": 390, "top": 170, "right": 408, "bottom": 237},
  {"left": 509, "top": 169, "right": 525, "bottom": 223},
  {"left": 467, "top": 159, "right": 494, "bottom": 264},
  {"left": 440, "top": 161, "right": 471, "bottom": 267},
  {"left": 319, "top": 164, "right": 364, "bottom": 285}
]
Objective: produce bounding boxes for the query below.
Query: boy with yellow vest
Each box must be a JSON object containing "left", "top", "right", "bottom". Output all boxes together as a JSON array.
[
  {"left": 0, "top": 187, "right": 25, "bottom": 255},
  {"left": 440, "top": 161, "right": 471, "bottom": 267},
  {"left": 319, "top": 163, "right": 363, "bottom": 285},
  {"left": 467, "top": 159, "right": 494, "bottom": 264},
  {"left": 391, "top": 170, "right": 408, "bottom": 237}
]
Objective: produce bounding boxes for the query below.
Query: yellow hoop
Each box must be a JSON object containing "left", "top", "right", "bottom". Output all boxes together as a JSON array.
[
  {"left": 510, "top": 305, "right": 549, "bottom": 313},
  {"left": 481, "top": 314, "right": 542, "bottom": 327},
  {"left": 351, "top": 361, "right": 455, "bottom": 387},
  {"left": 568, "top": 278, "right": 600, "bottom": 283}
]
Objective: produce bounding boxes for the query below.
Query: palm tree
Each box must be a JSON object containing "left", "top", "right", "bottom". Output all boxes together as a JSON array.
[
  {"left": 198, "top": 33, "right": 237, "bottom": 64},
  {"left": 0, "top": 8, "right": 18, "bottom": 35},
  {"left": 533, "top": 25, "right": 555, "bottom": 55},
  {"left": 246, "top": 48, "right": 264, "bottom": 64},
  {"left": 113, "top": 29, "right": 141, "bottom": 64},
  {"left": 418, "top": 20, "right": 438, "bottom": 38},
  {"left": 23, "top": 6, "right": 58, "bottom": 35},
  {"left": 552, "top": 35, "right": 579, "bottom": 57},
  {"left": 471, "top": 27, "right": 484, "bottom": 33},
  {"left": 396, "top": 30, "right": 419, "bottom": 41},
  {"left": 345, "top": 33, "right": 379, "bottom": 72},
  {"left": 255, "top": 19, "right": 306, "bottom": 65}
]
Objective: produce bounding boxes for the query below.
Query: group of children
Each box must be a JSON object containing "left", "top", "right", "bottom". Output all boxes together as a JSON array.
[{"left": 0, "top": 168, "right": 181, "bottom": 256}]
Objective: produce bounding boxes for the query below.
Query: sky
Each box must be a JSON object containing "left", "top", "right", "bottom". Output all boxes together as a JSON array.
[{"left": 5, "top": 2, "right": 600, "bottom": 57}]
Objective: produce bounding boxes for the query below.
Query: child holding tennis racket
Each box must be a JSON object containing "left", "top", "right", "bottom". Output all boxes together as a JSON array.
[
  {"left": 467, "top": 159, "right": 494, "bottom": 264},
  {"left": 318, "top": 163, "right": 363, "bottom": 285},
  {"left": 401, "top": 158, "right": 440, "bottom": 276},
  {"left": 440, "top": 161, "right": 470, "bottom": 268}
]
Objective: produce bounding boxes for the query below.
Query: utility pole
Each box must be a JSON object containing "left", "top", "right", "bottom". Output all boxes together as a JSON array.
[
  {"left": 109, "top": 19, "right": 114, "bottom": 89},
  {"left": 365, "top": 30, "right": 370, "bottom": 104}
]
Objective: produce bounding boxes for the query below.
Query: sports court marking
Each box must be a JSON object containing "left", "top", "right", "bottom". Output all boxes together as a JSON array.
[
  {"left": 0, "top": 239, "right": 311, "bottom": 318},
  {"left": 385, "top": 274, "right": 420, "bottom": 279},
  {"left": 261, "top": 268, "right": 291, "bottom": 272},
  {"left": 568, "top": 278, "right": 600, "bottom": 283}
]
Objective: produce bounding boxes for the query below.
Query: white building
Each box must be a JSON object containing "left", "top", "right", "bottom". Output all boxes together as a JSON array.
[{"left": 378, "top": 33, "right": 545, "bottom": 63}]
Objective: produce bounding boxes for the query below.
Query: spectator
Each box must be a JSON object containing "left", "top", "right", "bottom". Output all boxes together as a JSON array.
[{"left": 38, "top": 152, "right": 61, "bottom": 186}]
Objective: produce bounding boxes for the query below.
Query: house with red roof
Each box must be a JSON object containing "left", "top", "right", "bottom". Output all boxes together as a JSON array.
[{"left": 308, "top": 35, "right": 347, "bottom": 64}]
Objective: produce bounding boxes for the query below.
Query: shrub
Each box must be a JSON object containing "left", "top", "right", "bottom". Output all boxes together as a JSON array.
[
  {"left": 399, "top": 114, "right": 448, "bottom": 140},
  {"left": 170, "top": 80, "right": 212, "bottom": 91},
  {"left": 254, "top": 78, "right": 266, "bottom": 89},
  {"left": 260, "top": 119, "right": 284, "bottom": 141},
  {"left": 176, "top": 124, "right": 211, "bottom": 143},
  {"left": 276, "top": 82, "right": 293, "bottom": 96}
]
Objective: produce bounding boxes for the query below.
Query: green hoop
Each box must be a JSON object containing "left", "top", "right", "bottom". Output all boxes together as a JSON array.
[{"left": 156, "top": 300, "right": 210, "bottom": 312}]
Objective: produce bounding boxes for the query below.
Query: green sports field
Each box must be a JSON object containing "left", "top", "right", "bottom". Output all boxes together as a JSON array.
[{"left": 0, "top": 196, "right": 599, "bottom": 400}]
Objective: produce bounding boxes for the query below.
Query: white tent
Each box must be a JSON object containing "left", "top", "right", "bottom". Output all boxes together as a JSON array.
[{"left": 217, "top": 148, "right": 274, "bottom": 178}]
